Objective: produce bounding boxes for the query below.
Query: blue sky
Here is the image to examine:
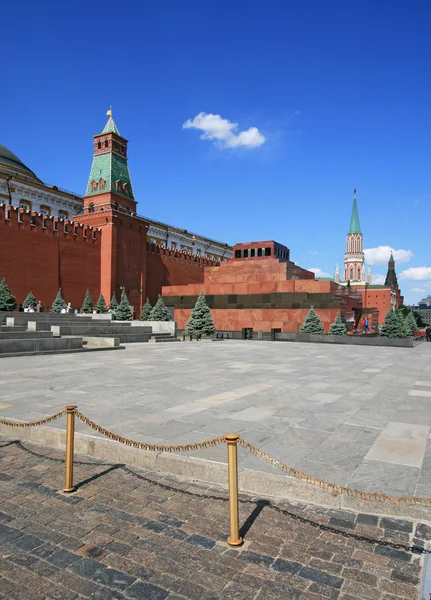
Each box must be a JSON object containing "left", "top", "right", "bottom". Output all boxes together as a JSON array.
[{"left": 2, "top": 0, "right": 430, "bottom": 303}]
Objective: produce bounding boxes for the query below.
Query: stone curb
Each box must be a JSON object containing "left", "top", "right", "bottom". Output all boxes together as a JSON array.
[{"left": 1, "top": 422, "right": 430, "bottom": 523}]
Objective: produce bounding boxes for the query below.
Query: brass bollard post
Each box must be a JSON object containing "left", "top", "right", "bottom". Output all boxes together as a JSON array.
[
  {"left": 225, "top": 433, "right": 243, "bottom": 547},
  {"left": 63, "top": 405, "right": 77, "bottom": 493}
]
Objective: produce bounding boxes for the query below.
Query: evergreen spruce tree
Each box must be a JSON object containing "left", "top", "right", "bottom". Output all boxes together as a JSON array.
[
  {"left": 185, "top": 292, "right": 216, "bottom": 336},
  {"left": 149, "top": 295, "right": 171, "bottom": 321},
  {"left": 96, "top": 293, "right": 108, "bottom": 313},
  {"left": 140, "top": 297, "right": 152, "bottom": 321},
  {"left": 329, "top": 313, "right": 347, "bottom": 336},
  {"left": 22, "top": 291, "right": 37, "bottom": 310},
  {"left": 80, "top": 289, "right": 94, "bottom": 314},
  {"left": 50, "top": 288, "right": 67, "bottom": 313},
  {"left": 0, "top": 278, "right": 16, "bottom": 311},
  {"left": 109, "top": 292, "right": 118, "bottom": 311},
  {"left": 405, "top": 311, "right": 418, "bottom": 336},
  {"left": 381, "top": 310, "right": 405, "bottom": 338},
  {"left": 300, "top": 306, "right": 324, "bottom": 335},
  {"left": 115, "top": 289, "right": 133, "bottom": 321},
  {"left": 395, "top": 309, "right": 410, "bottom": 338}
]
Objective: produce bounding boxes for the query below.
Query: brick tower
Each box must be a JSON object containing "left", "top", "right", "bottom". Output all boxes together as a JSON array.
[{"left": 343, "top": 190, "right": 366, "bottom": 285}]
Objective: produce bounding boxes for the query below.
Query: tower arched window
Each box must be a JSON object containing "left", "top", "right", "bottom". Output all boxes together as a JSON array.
[
  {"left": 105, "top": 140, "right": 109, "bottom": 148},
  {"left": 97, "top": 141, "right": 101, "bottom": 150},
  {"left": 99, "top": 178, "right": 106, "bottom": 190},
  {"left": 116, "top": 180, "right": 123, "bottom": 192},
  {"left": 91, "top": 180, "right": 98, "bottom": 191},
  {"left": 123, "top": 183, "right": 129, "bottom": 196},
  {"left": 88, "top": 203, "right": 95, "bottom": 213},
  {"left": 350, "top": 269, "right": 353, "bottom": 280}
]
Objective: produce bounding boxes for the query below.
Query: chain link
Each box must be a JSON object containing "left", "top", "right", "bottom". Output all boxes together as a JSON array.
[
  {"left": 74, "top": 409, "right": 225, "bottom": 453},
  {"left": 2, "top": 406, "right": 431, "bottom": 508},
  {"left": 0, "top": 409, "right": 67, "bottom": 428},
  {"left": 239, "top": 438, "right": 431, "bottom": 507}
]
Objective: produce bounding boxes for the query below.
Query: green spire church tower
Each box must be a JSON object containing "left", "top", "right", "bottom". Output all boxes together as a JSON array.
[
  {"left": 83, "top": 110, "right": 137, "bottom": 214},
  {"left": 343, "top": 189, "right": 366, "bottom": 284}
]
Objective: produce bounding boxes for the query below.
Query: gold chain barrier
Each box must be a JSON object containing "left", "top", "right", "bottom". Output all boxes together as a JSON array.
[
  {"left": 238, "top": 438, "right": 431, "bottom": 507},
  {"left": 2, "top": 406, "right": 431, "bottom": 546},
  {"left": 74, "top": 409, "right": 225, "bottom": 453},
  {"left": 0, "top": 408, "right": 67, "bottom": 428}
]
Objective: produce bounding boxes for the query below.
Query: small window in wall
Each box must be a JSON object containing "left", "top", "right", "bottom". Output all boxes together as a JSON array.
[
  {"left": 235, "top": 250, "right": 241, "bottom": 258},
  {"left": 97, "top": 141, "right": 101, "bottom": 150},
  {"left": 120, "top": 145, "right": 124, "bottom": 154},
  {"left": 114, "top": 141, "right": 118, "bottom": 150},
  {"left": 265, "top": 247, "right": 271, "bottom": 256},
  {"left": 91, "top": 180, "right": 98, "bottom": 191},
  {"left": 105, "top": 140, "right": 109, "bottom": 148},
  {"left": 123, "top": 183, "right": 129, "bottom": 195},
  {"left": 99, "top": 178, "right": 106, "bottom": 190},
  {"left": 116, "top": 181, "right": 123, "bottom": 192},
  {"left": 250, "top": 249, "right": 255, "bottom": 257},
  {"left": 243, "top": 249, "right": 249, "bottom": 258},
  {"left": 40, "top": 205, "right": 51, "bottom": 215},
  {"left": 151, "top": 238, "right": 157, "bottom": 244},
  {"left": 196, "top": 248, "right": 201, "bottom": 255},
  {"left": 350, "top": 269, "right": 353, "bottom": 279},
  {"left": 171, "top": 242, "right": 177, "bottom": 249},
  {"left": 20, "top": 200, "right": 32, "bottom": 211},
  {"left": 59, "top": 210, "right": 68, "bottom": 220},
  {"left": 88, "top": 203, "right": 95, "bottom": 213},
  {"left": 257, "top": 248, "right": 262, "bottom": 257}
]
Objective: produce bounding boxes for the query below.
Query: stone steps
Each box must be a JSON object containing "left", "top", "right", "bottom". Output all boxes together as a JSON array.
[{"left": 0, "top": 337, "right": 84, "bottom": 355}]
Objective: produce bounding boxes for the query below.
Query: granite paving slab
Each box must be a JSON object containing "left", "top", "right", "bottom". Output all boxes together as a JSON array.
[{"left": 1, "top": 341, "right": 431, "bottom": 501}]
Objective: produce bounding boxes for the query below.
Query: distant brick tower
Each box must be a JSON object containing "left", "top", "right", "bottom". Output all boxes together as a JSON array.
[
  {"left": 83, "top": 110, "right": 137, "bottom": 214},
  {"left": 384, "top": 253, "right": 398, "bottom": 286},
  {"left": 343, "top": 190, "right": 366, "bottom": 285}
]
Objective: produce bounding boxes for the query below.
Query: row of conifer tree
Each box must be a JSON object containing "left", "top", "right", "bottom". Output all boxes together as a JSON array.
[{"left": 0, "top": 276, "right": 421, "bottom": 336}]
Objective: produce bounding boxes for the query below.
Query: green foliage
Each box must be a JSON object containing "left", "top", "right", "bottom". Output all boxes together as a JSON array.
[
  {"left": 96, "top": 293, "right": 108, "bottom": 313},
  {"left": 50, "top": 289, "right": 67, "bottom": 313},
  {"left": 149, "top": 295, "right": 171, "bottom": 321},
  {"left": 395, "top": 310, "right": 411, "bottom": 337},
  {"left": 397, "top": 304, "right": 410, "bottom": 318},
  {"left": 0, "top": 278, "right": 16, "bottom": 311},
  {"left": 80, "top": 289, "right": 93, "bottom": 314},
  {"left": 140, "top": 297, "right": 152, "bottom": 321},
  {"left": 413, "top": 310, "right": 426, "bottom": 328},
  {"left": 22, "top": 291, "right": 37, "bottom": 310},
  {"left": 185, "top": 292, "right": 216, "bottom": 336},
  {"left": 404, "top": 311, "right": 418, "bottom": 336},
  {"left": 115, "top": 289, "right": 133, "bottom": 321},
  {"left": 300, "top": 306, "right": 324, "bottom": 335},
  {"left": 380, "top": 310, "right": 408, "bottom": 338},
  {"left": 329, "top": 313, "right": 347, "bottom": 335},
  {"left": 109, "top": 292, "right": 118, "bottom": 310}
]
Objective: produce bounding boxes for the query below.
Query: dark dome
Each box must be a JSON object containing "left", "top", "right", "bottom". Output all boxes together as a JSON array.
[{"left": 0, "top": 144, "right": 41, "bottom": 182}]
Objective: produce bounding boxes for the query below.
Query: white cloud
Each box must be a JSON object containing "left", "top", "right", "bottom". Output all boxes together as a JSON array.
[
  {"left": 371, "top": 274, "right": 386, "bottom": 285},
  {"left": 400, "top": 267, "right": 431, "bottom": 281},
  {"left": 183, "top": 112, "right": 266, "bottom": 149},
  {"left": 309, "top": 267, "right": 331, "bottom": 278},
  {"left": 364, "top": 246, "right": 413, "bottom": 265},
  {"left": 412, "top": 288, "right": 426, "bottom": 293}
]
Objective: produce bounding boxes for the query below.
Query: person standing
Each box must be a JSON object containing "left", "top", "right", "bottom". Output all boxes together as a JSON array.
[
  {"left": 361, "top": 317, "right": 365, "bottom": 333},
  {"left": 365, "top": 317, "right": 369, "bottom": 334},
  {"left": 426, "top": 325, "right": 431, "bottom": 342}
]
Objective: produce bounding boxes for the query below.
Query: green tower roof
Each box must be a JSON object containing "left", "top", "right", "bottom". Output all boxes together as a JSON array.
[
  {"left": 86, "top": 113, "right": 134, "bottom": 200},
  {"left": 102, "top": 115, "right": 120, "bottom": 135},
  {"left": 349, "top": 190, "right": 361, "bottom": 234}
]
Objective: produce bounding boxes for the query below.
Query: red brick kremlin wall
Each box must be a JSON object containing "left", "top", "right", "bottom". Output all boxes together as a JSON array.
[
  {"left": 0, "top": 205, "right": 101, "bottom": 309},
  {"left": 0, "top": 204, "right": 218, "bottom": 312}
]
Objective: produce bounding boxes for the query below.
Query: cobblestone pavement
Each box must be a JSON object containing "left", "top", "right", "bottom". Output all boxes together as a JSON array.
[{"left": 1, "top": 436, "right": 429, "bottom": 599}]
